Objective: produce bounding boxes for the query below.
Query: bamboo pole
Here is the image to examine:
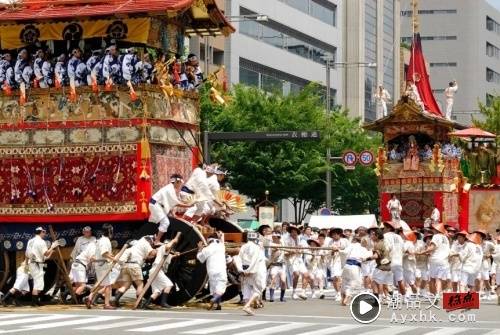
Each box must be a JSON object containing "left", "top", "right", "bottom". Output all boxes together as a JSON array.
[{"left": 48, "top": 225, "right": 78, "bottom": 304}]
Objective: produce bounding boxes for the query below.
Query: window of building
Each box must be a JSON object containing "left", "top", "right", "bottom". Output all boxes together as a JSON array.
[
  {"left": 486, "top": 42, "right": 500, "bottom": 58},
  {"left": 486, "top": 16, "right": 500, "bottom": 34},
  {"left": 430, "top": 62, "right": 457, "bottom": 67},
  {"left": 401, "top": 9, "right": 457, "bottom": 16},
  {"left": 280, "top": 0, "right": 337, "bottom": 26},
  {"left": 239, "top": 7, "right": 337, "bottom": 65},
  {"left": 486, "top": 67, "right": 500, "bottom": 84},
  {"left": 239, "top": 58, "right": 337, "bottom": 107}
]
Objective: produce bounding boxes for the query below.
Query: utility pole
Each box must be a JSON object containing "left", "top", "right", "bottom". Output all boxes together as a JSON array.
[{"left": 325, "top": 59, "right": 332, "bottom": 210}]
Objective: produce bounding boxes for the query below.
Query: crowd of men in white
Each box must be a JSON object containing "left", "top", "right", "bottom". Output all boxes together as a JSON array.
[{"left": 2, "top": 167, "right": 499, "bottom": 316}]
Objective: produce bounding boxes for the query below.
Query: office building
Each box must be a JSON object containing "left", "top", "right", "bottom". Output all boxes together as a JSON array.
[{"left": 401, "top": 0, "right": 500, "bottom": 124}]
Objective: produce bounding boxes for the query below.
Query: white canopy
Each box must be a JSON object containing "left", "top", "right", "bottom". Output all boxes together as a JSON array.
[{"left": 308, "top": 214, "right": 378, "bottom": 230}]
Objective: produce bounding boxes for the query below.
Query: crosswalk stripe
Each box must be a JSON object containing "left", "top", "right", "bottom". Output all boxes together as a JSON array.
[
  {"left": 19, "top": 316, "right": 124, "bottom": 330},
  {"left": 360, "top": 326, "right": 418, "bottom": 335},
  {"left": 77, "top": 317, "right": 165, "bottom": 330},
  {"left": 0, "top": 314, "right": 75, "bottom": 326},
  {"left": 231, "top": 323, "right": 309, "bottom": 335},
  {"left": 128, "top": 319, "right": 218, "bottom": 332},
  {"left": 295, "top": 324, "right": 363, "bottom": 335},
  {"left": 420, "top": 328, "right": 467, "bottom": 335},
  {"left": 0, "top": 315, "right": 30, "bottom": 321},
  {"left": 182, "top": 321, "right": 269, "bottom": 334}
]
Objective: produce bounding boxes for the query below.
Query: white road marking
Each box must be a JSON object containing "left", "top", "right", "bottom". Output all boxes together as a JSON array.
[
  {"left": 128, "top": 319, "right": 217, "bottom": 332},
  {"left": 360, "top": 326, "right": 418, "bottom": 335},
  {"left": 231, "top": 322, "right": 309, "bottom": 335},
  {"left": 0, "top": 315, "right": 30, "bottom": 321},
  {"left": 296, "top": 324, "right": 363, "bottom": 335},
  {"left": 19, "top": 316, "right": 124, "bottom": 329},
  {"left": 76, "top": 317, "right": 166, "bottom": 330},
  {"left": 0, "top": 314, "right": 75, "bottom": 326},
  {"left": 182, "top": 321, "right": 269, "bottom": 334},
  {"left": 420, "top": 328, "right": 468, "bottom": 335}
]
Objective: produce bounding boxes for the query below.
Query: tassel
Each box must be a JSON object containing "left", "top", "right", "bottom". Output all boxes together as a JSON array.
[
  {"left": 140, "top": 136, "right": 151, "bottom": 160},
  {"left": 55, "top": 73, "right": 61, "bottom": 89},
  {"left": 69, "top": 78, "right": 77, "bottom": 102},
  {"left": 210, "top": 87, "right": 225, "bottom": 105},
  {"left": 127, "top": 81, "right": 138, "bottom": 101},
  {"left": 33, "top": 78, "right": 39, "bottom": 88},
  {"left": 91, "top": 75, "right": 98, "bottom": 93},
  {"left": 19, "top": 82, "right": 26, "bottom": 105},
  {"left": 2, "top": 81, "right": 12, "bottom": 95},
  {"left": 140, "top": 164, "right": 150, "bottom": 181},
  {"left": 105, "top": 78, "right": 113, "bottom": 91},
  {"left": 140, "top": 191, "right": 148, "bottom": 214}
]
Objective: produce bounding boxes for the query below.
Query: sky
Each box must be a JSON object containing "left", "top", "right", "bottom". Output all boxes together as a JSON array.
[{"left": 487, "top": 0, "right": 500, "bottom": 10}]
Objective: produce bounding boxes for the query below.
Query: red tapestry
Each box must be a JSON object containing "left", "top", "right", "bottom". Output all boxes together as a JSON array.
[
  {"left": 151, "top": 145, "right": 193, "bottom": 191},
  {"left": 400, "top": 192, "right": 435, "bottom": 226},
  {"left": 0, "top": 145, "right": 138, "bottom": 217}
]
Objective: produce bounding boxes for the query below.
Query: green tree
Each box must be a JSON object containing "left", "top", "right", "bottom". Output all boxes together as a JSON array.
[
  {"left": 474, "top": 96, "right": 500, "bottom": 146},
  {"left": 200, "top": 83, "right": 381, "bottom": 222}
]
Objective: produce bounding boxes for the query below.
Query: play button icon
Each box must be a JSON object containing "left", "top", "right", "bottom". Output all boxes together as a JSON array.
[{"left": 350, "top": 293, "right": 381, "bottom": 324}]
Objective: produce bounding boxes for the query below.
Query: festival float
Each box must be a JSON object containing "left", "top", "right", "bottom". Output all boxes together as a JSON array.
[
  {"left": 364, "top": 15, "right": 499, "bottom": 234},
  {"left": 0, "top": 0, "right": 242, "bottom": 305}
]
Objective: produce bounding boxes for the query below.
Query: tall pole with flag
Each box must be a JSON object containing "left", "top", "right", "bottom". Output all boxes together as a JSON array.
[{"left": 406, "top": 0, "right": 442, "bottom": 117}]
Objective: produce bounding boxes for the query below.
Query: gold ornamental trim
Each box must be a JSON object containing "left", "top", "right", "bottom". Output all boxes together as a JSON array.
[
  {"left": 0, "top": 202, "right": 137, "bottom": 216},
  {"left": 0, "top": 143, "right": 137, "bottom": 156}
]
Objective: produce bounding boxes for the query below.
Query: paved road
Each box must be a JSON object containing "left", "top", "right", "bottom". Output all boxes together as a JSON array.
[{"left": 0, "top": 297, "right": 499, "bottom": 335}]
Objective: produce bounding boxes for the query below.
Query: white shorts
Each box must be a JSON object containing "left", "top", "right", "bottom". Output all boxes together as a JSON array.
[
  {"left": 13, "top": 268, "right": 30, "bottom": 292},
  {"left": 151, "top": 270, "right": 173, "bottom": 295},
  {"left": 243, "top": 270, "right": 267, "bottom": 296},
  {"left": 403, "top": 271, "right": 416, "bottom": 285},
  {"left": 460, "top": 271, "right": 477, "bottom": 287},
  {"left": 149, "top": 203, "right": 167, "bottom": 224},
  {"left": 311, "top": 267, "right": 326, "bottom": 280},
  {"left": 208, "top": 272, "right": 228, "bottom": 296},
  {"left": 362, "top": 260, "right": 376, "bottom": 277},
  {"left": 269, "top": 265, "right": 286, "bottom": 278},
  {"left": 184, "top": 201, "right": 206, "bottom": 218},
  {"left": 490, "top": 262, "right": 497, "bottom": 275},
  {"left": 429, "top": 263, "right": 449, "bottom": 280},
  {"left": 341, "top": 264, "right": 362, "bottom": 296},
  {"left": 416, "top": 267, "right": 429, "bottom": 281},
  {"left": 95, "top": 263, "right": 116, "bottom": 286},
  {"left": 289, "top": 258, "right": 308, "bottom": 275},
  {"left": 28, "top": 262, "right": 45, "bottom": 291},
  {"left": 330, "top": 260, "right": 342, "bottom": 277},
  {"left": 70, "top": 262, "right": 87, "bottom": 283},
  {"left": 373, "top": 268, "right": 392, "bottom": 285},
  {"left": 476, "top": 271, "right": 490, "bottom": 281},
  {"left": 450, "top": 270, "right": 461, "bottom": 283},
  {"left": 391, "top": 265, "right": 404, "bottom": 282}
]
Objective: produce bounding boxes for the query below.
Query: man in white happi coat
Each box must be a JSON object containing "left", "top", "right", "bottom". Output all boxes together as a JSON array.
[
  {"left": 386, "top": 194, "right": 402, "bottom": 222},
  {"left": 283, "top": 225, "right": 310, "bottom": 300},
  {"left": 71, "top": 226, "right": 96, "bottom": 261},
  {"left": 444, "top": 80, "right": 458, "bottom": 120},
  {"left": 341, "top": 237, "right": 370, "bottom": 306},
  {"left": 456, "top": 231, "right": 482, "bottom": 292},
  {"left": 448, "top": 231, "right": 465, "bottom": 292},
  {"left": 430, "top": 206, "right": 440, "bottom": 225},
  {"left": 420, "top": 223, "right": 450, "bottom": 297},
  {"left": 114, "top": 235, "right": 156, "bottom": 307},
  {"left": 328, "top": 228, "right": 350, "bottom": 301},
  {"left": 70, "top": 238, "right": 96, "bottom": 298},
  {"left": 237, "top": 232, "right": 267, "bottom": 316},
  {"left": 1, "top": 259, "right": 30, "bottom": 306},
  {"left": 305, "top": 238, "right": 328, "bottom": 299},
  {"left": 358, "top": 226, "right": 375, "bottom": 291},
  {"left": 150, "top": 174, "right": 192, "bottom": 244},
  {"left": 492, "top": 235, "right": 500, "bottom": 305},
  {"left": 25, "top": 226, "right": 59, "bottom": 306},
  {"left": 375, "top": 85, "right": 391, "bottom": 118},
  {"left": 197, "top": 231, "right": 227, "bottom": 310},
  {"left": 476, "top": 231, "right": 495, "bottom": 300},
  {"left": 401, "top": 230, "right": 418, "bottom": 295},
  {"left": 181, "top": 165, "right": 218, "bottom": 223},
  {"left": 204, "top": 165, "right": 227, "bottom": 217},
  {"left": 86, "top": 224, "right": 118, "bottom": 310},
  {"left": 141, "top": 236, "right": 181, "bottom": 309},
  {"left": 267, "top": 231, "right": 287, "bottom": 302},
  {"left": 383, "top": 221, "right": 406, "bottom": 296}
]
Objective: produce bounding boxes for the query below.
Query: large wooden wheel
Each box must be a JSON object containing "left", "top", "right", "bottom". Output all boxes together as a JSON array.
[{"left": 134, "top": 217, "right": 207, "bottom": 306}]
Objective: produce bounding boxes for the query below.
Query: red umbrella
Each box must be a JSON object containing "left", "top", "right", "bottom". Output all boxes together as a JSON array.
[{"left": 448, "top": 127, "right": 497, "bottom": 139}]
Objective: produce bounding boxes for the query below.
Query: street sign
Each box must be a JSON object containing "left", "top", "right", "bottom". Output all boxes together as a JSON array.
[
  {"left": 359, "top": 150, "right": 374, "bottom": 166},
  {"left": 342, "top": 151, "right": 357, "bottom": 166},
  {"left": 207, "top": 131, "right": 320, "bottom": 142}
]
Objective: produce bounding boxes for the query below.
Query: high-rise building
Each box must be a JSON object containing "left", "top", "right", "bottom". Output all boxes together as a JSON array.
[
  {"left": 401, "top": 0, "right": 500, "bottom": 124},
  {"left": 224, "top": 0, "right": 341, "bottom": 108},
  {"left": 343, "top": 0, "right": 401, "bottom": 122}
]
